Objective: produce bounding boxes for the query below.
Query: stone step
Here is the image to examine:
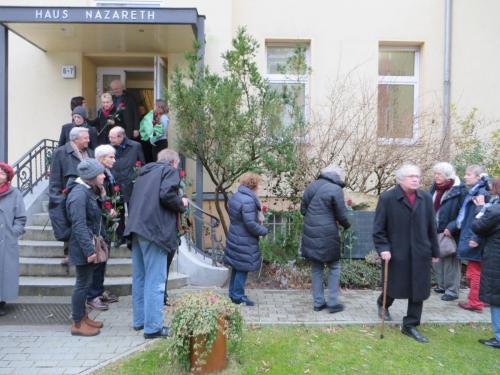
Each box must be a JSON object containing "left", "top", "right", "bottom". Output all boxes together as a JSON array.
[
  {"left": 41, "top": 200, "right": 49, "bottom": 213},
  {"left": 30, "top": 212, "right": 51, "bottom": 226},
  {"left": 22, "top": 226, "right": 56, "bottom": 241},
  {"left": 19, "top": 257, "right": 132, "bottom": 277},
  {"left": 19, "top": 272, "right": 189, "bottom": 296},
  {"left": 19, "top": 240, "right": 131, "bottom": 258}
]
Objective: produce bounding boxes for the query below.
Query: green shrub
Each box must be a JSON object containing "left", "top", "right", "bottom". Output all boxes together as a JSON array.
[{"left": 340, "top": 258, "right": 380, "bottom": 289}]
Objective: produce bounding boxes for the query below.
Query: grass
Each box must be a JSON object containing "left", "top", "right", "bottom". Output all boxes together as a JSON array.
[{"left": 98, "top": 324, "right": 499, "bottom": 375}]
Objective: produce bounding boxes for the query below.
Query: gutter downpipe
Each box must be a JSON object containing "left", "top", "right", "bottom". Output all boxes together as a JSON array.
[{"left": 442, "top": 0, "right": 452, "bottom": 158}]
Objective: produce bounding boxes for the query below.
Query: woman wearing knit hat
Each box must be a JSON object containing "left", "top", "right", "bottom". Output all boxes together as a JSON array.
[
  {"left": 58, "top": 104, "right": 98, "bottom": 149},
  {"left": 0, "top": 163, "right": 27, "bottom": 317},
  {"left": 66, "top": 159, "right": 106, "bottom": 336}
]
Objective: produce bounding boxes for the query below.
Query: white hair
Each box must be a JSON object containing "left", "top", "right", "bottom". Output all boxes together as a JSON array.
[
  {"left": 109, "top": 126, "right": 126, "bottom": 137},
  {"left": 395, "top": 164, "right": 421, "bottom": 183},
  {"left": 466, "top": 164, "right": 485, "bottom": 177},
  {"left": 94, "top": 144, "right": 115, "bottom": 160},
  {"left": 69, "top": 126, "right": 89, "bottom": 142},
  {"left": 432, "top": 162, "right": 456, "bottom": 180},
  {"left": 321, "top": 164, "right": 345, "bottom": 181}
]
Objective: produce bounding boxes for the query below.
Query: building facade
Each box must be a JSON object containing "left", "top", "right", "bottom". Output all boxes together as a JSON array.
[{"left": 1, "top": 0, "right": 499, "bottom": 177}]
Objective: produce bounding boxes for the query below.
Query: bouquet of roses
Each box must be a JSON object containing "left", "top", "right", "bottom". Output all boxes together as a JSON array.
[
  {"left": 102, "top": 184, "right": 124, "bottom": 243},
  {"left": 106, "top": 100, "right": 126, "bottom": 128},
  {"left": 132, "top": 160, "right": 142, "bottom": 183}
]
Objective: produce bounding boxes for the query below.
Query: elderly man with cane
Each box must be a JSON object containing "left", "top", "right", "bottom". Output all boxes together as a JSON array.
[{"left": 373, "top": 164, "right": 440, "bottom": 343}]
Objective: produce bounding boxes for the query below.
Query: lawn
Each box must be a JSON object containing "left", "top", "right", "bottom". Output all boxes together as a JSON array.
[{"left": 98, "top": 324, "right": 499, "bottom": 375}]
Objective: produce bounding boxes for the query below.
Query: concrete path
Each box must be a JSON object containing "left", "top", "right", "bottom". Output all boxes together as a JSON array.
[{"left": 0, "top": 288, "right": 491, "bottom": 375}]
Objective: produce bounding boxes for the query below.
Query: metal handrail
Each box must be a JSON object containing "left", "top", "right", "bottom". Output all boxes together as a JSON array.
[
  {"left": 11, "top": 139, "right": 58, "bottom": 196},
  {"left": 183, "top": 198, "right": 224, "bottom": 266}
]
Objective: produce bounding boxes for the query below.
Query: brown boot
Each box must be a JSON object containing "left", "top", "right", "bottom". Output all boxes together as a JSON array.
[
  {"left": 83, "top": 315, "right": 104, "bottom": 329},
  {"left": 71, "top": 320, "right": 100, "bottom": 336}
]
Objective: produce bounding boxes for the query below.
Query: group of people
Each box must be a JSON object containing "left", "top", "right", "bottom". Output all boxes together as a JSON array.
[
  {"left": 224, "top": 162, "right": 500, "bottom": 348},
  {"left": 0, "top": 95, "right": 499, "bottom": 348}
]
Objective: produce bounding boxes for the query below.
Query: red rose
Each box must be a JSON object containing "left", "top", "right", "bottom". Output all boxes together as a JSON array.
[
  {"left": 135, "top": 161, "right": 142, "bottom": 168},
  {"left": 262, "top": 205, "right": 268, "bottom": 214},
  {"left": 179, "top": 169, "right": 185, "bottom": 178},
  {"left": 113, "top": 185, "right": 121, "bottom": 192},
  {"left": 346, "top": 199, "right": 353, "bottom": 206},
  {"left": 103, "top": 201, "right": 112, "bottom": 210},
  {"left": 61, "top": 188, "right": 69, "bottom": 195},
  {"left": 119, "top": 101, "right": 126, "bottom": 109}
]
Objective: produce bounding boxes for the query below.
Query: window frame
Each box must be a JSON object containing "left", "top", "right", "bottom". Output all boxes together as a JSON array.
[
  {"left": 377, "top": 46, "right": 420, "bottom": 145},
  {"left": 265, "top": 42, "right": 311, "bottom": 130},
  {"left": 94, "top": 0, "right": 162, "bottom": 7}
]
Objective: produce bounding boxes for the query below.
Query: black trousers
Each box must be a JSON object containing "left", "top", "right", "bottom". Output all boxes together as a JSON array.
[
  {"left": 87, "top": 261, "right": 106, "bottom": 301},
  {"left": 377, "top": 293, "right": 423, "bottom": 329},
  {"left": 152, "top": 139, "right": 168, "bottom": 161},
  {"left": 163, "top": 250, "right": 175, "bottom": 304}
]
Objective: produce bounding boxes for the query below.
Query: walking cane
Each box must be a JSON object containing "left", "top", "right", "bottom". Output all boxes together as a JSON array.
[{"left": 380, "top": 258, "right": 389, "bottom": 339}]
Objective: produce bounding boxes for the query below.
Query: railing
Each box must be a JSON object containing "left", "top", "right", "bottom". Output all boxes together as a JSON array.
[
  {"left": 183, "top": 198, "right": 225, "bottom": 266},
  {"left": 12, "top": 139, "right": 58, "bottom": 196}
]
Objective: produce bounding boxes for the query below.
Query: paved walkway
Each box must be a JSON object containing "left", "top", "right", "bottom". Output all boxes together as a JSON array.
[{"left": 0, "top": 288, "right": 491, "bottom": 375}]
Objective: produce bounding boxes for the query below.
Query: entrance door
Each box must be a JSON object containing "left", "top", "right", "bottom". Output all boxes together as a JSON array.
[
  {"left": 96, "top": 68, "right": 125, "bottom": 104},
  {"left": 154, "top": 56, "right": 168, "bottom": 101}
]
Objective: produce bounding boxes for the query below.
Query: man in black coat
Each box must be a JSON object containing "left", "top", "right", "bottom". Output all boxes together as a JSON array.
[
  {"left": 373, "top": 164, "right": 439, "bottom": 343},
  {"left": 108, "top": 126, "right": 145, "bottom": 244},
  {"left": 110, "top": 80, "right": 139, "bottom": 140},
  {"left": 124, "top": 149, "right": 187, "bottom": 339},
  {"left": 49, "top": 127, "right": 94, "bottom": 263},
  {"left": 301, "top": 165, "right": 350, "bottom": 314}
]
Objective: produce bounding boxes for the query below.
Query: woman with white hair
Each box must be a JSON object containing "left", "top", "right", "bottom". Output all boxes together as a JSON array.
[
  {"left": 86, "top": 145, "right": 120, "bottom": 312},
  {"left": 429, "top": 162, "right": 467, "bottom": 301},
  {"left": 91, "top": 92, "right": 123, "bottom": 146}
]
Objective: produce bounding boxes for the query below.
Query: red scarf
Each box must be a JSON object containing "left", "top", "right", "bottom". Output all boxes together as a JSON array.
[
  {"left": 101, "top": 104, "right": 115, "bottom": 118},
  {"left": 0, "top": 162, "right": 14, "bottom": 194},
  {"left": 434, "top": 179, "right": 454, "bottom": 211}
]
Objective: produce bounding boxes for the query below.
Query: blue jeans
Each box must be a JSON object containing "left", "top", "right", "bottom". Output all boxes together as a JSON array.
[
  {"left": 228, "top": 268, "right": 248, "bottom": 301},
  {"left": 311, "top": 260, "right": 341, "bottom": 307},
  {"left": 132, "top": 234, "right": 168, "bottom": 334},
  {"left": 72, "top": 263, "right": 96, "bottom": 322},
  {"left": 87, "top": 262, "right": 106, "bottom": 301},
  {"left": 491, "top": 305, "right": 500, "bottom": 341}
]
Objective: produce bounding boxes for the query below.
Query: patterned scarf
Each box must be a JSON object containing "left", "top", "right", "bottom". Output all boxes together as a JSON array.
[
  {"left": 101, "top": 104, "right": 115, "bottom": 118},
  {"left": 70, "top": 142, "right": 89, "bottom": 161},
  {"left": 113, "top": 139, "right": 127, "bottom": 159},
  {"left": 456, "top": 177, "right": 489, "bottom": 229}
]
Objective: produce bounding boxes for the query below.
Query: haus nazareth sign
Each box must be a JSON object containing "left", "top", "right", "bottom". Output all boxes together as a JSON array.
[
  {"left": 0, "top": 7, "right": 202, "bottom": 24},
  {"left": 34, "top": 8, "right": 155, "bottom": 22}
]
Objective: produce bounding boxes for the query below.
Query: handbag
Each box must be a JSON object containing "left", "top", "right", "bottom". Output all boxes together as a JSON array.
[
  {"left": 94, "top": 217, "right": 109, "bottom": 263},
  {"left": 438, "top": 232, "right": 456, "bottom": 258}
]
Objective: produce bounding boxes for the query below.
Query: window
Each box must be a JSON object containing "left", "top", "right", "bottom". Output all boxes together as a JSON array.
[
  {"left": 265, "top": 213, "right": 292, "bottom": 242},
  {"left": 377, "top": 47, "right": 420, "bottom": 144},
  {"left": 266, "top": 43, "right": 310, "bottom": 128}
]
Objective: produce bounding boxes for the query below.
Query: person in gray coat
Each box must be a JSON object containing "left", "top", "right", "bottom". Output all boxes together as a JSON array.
[
  {"left": 300, "top": 165, "right": 350, "bottom": 314},
  {"left": 0, "top": 163, "right": 26, "bottom": 317},
  {"left": 224, "top": 172, "right": 268, "bottom": 306}
]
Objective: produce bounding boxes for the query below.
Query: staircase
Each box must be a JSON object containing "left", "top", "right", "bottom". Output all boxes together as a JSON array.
[{"left": 18, "top": 200, "right": 190, "bottom": 296}]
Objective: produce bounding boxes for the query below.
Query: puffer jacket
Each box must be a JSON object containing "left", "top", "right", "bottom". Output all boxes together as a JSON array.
[
  {"left": 224, "top": 185, "right": 268, "bottom": 272},
  {"left": 300, "top": 172, "right": 350, "bottom": 263}
]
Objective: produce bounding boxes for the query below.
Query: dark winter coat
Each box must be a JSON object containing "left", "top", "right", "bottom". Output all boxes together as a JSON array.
[
  {"left": 110, "top": 138, "right": 145, "bottom": 203},
  {"left": 0, "top": 187, "right": 26, "bottom": 301},
  {"left": 48, "top": 144, "right": 94, "bottom": 240},
  {"left": 473, "top": 201, "right": 500, "bottom": 306},
  {"left": 300, "top": 173, "right": 350, "bottom": 263},
  {"left": 224, "top": 185, "right": 268, "bottom": 272},
  {"left": 429, "top": 177, "right": 467, "bottom": 242},
  {"left": 66, "top": 179, "right": 104, "bottom": 266},
  {"left": 90, "top": 109, "right": 122, "bottom": 146},
  {"left": 373, "top": 185, "right": 440, "bottom": 301},
  {"left": 112, "top": 92, "right": 139, "bottom": 139},
  {"left": 124, "top": 162, "right": 185, "bottom": 253},
  {"left": 58, "top": 122, "right": 98, "bottom": 150},
  {"left": 456, "top": 185, "right": 490, "bottom": 261}
]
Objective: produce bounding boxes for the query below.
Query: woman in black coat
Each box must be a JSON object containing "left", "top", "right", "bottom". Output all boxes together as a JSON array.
[
  {"left": 91, "top": 93, "right": 123, "bottom": 146},
  {"left": 224, "top": 172, "right": 268, "bottom": 306},
  {"left": 429, "top": 162, "right": 466, "bottom": 301},
  {"left": 473, "top": 178, "right": 500, "bottom": 349},
  {"left": 300, "top": 167, "right": 350, "bottom": 313}
]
